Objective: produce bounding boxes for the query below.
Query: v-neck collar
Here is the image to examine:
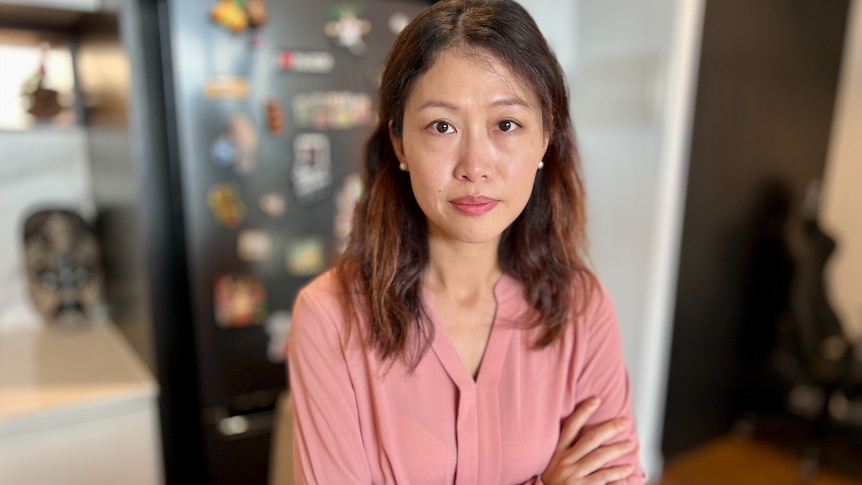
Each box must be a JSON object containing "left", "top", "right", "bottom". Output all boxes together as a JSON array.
[
  {"left": 419, "top": 274, "right": 528, "bottom": 485},
  {"left": 422, "top": 274, "right": 524, "bottom": 388}
]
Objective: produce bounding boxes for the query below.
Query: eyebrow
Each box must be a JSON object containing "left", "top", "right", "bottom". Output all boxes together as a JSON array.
[{"left": 417, "top": 97, "right": 532, "bottom": 111}]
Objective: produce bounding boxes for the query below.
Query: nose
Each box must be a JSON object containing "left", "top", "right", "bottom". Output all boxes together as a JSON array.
[{"left": 454, "top": 131, "right": 495, "bottom": 182}]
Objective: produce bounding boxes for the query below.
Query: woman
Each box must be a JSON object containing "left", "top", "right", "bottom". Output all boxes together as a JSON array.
[{"left": 286, "top": 0, "right": 645, "bottom": 483}]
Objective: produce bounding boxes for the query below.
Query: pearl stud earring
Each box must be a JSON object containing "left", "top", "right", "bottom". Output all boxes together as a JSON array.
[
  {"left": 538, "top": 160, "right": 545, "bottom": 169},
  {"left": 399, "top": 162, "right": 407, "bottom": 171}
]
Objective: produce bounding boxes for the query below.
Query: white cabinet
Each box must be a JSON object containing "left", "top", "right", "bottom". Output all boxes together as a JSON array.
[{"left": 0, "top": 324, "right": 163, "bottom": 485}]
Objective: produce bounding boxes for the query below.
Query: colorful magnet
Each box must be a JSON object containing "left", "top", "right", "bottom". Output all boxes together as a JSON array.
[
  {"left": 211, "top": 0, "right": 248, "bottom": 33},
  {"left": 324, "top": 3, "right": 372, "bottom": 56},
  {"left": 211, "top": 134, "right": 239, "bottom": 167},
  {"left": 264, "top": 310, "right": 291, "bottom": 363},
  {"left": 249, "top": 32, "right": 264, "bottom": 48},
  {"left": 258, "top": 191, "right": 288, "bottom": 218},
  {"left": 290, "top": 133, "right": 333, "bottom": 204},
  {"left": 245, "top": 0, "right": 269, "bottom": 28},
  {"left": 277, "top": 50, "right": 335, "bottom": 73},
  {"left": 213, "top": 273, "right": 267, "bottom": 328},
  {"left": 230, "top": 114, "right": 259, "bottom": 173},
  {"left": 389, "top": 12, "right": 410, "bottom": 35},
  {"left": 208, "top": 182, "right": 246, "bottom": 228},
  {"left": 210, "top": 0, "right": 268, "bottom": 33},
  {"left": 290, "top": 91, "right": 372, "bottom": 130},
  {"left": 209, "top": 114, "right": 258, "bottom": 172},
  {"left": 333, "top": 173, "right": 364, "bottom": 253},
  {"left": 285, "top": 236, "right": 326, "bottom": 276},
  {"left": 237, "top": 229, "right": 273, "bottom": 262},
  {"left": 204, "top": 75, "right": 250, "bottom": 99},
  {"left": 265, "top": 99, "right": 285, "bottom": 135}
]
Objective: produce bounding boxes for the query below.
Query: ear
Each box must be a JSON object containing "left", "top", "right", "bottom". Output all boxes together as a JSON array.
[
  {"left": 389, "top": 120, "right": 406, "bottom": 163},
  {"left": 542, "top": 131, "right": 551, "bottom": 157}
]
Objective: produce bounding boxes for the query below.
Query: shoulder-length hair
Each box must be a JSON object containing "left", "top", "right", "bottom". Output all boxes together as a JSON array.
[{"left": 335, "top": 0, "right": 596, "bottom": 365}]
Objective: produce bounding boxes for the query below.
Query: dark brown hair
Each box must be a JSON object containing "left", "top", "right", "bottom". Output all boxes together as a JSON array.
[{"left": 336, "top": 0, "right": 595, "bottom": 365}]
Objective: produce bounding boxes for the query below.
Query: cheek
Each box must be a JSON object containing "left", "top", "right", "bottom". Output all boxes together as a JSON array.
[
  {"left": 507, "top": 172, "right": 540, "bottom": 214},
  {"left": 407, "top": 172, "right": 431, "bottom": 206},
  {"left": 505, "top": 161, "right": 539, "bottom": 191},
  {"left": 515, "top": 179, "right": 537, "bottom": 207}
]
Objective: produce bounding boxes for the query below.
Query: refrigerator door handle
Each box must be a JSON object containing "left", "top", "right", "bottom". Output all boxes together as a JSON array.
[{"left": 206, "top": 407, "right": 277, "bottom": 438}]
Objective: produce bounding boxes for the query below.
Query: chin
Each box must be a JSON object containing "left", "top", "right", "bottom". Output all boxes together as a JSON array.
[
  {"left": 448, "top": 227, "right": 507, "bottom": 246},
  {"left": 429, "top": 215, "right": 515, "bottom": 247}
]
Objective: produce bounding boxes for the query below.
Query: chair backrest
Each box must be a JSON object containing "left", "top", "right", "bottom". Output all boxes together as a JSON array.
[
  {"left": 269, "top": 391, "right": 295, "bottom": 485},
  {"left": 790, "top": 219, "right": 844, "bottom": 363}
]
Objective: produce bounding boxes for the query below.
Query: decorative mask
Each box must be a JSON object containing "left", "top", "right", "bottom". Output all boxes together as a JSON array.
[{"left": 23, "top": 210, "right": 104, "bottom": 327}]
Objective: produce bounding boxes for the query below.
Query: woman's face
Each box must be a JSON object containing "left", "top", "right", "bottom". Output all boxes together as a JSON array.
[{"left": 390, "top": 49, "right": 549, "bottom": 248}]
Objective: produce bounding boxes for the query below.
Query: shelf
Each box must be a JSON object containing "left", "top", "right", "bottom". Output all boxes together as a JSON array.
[{"left": 0, "top": 322, "right": 157, "bottom": 435}]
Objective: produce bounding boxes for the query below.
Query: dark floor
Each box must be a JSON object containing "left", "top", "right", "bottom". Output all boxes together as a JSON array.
[{"left": 658, "top": 413, "right": 862, "bottom": 485}]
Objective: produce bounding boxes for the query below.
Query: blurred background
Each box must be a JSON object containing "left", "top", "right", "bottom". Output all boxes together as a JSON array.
[{"left": 0, "top": 0, "right": 860, "bottom": 484}]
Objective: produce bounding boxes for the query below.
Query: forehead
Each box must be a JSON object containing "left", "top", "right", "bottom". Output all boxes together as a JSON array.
[{"left": 409, "top": 47, "right": 539, "bottom": 104}]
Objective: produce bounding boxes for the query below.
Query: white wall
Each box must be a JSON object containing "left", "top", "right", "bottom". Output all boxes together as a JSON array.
[
  {"left": 519, "top": 1, "right": 704, "bottom": 480},
  {"left": 821, "top": 0, "right": 862, "bottom": 343}
]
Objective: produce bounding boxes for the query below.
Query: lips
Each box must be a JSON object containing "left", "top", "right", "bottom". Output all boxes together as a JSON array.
[{"left": 450, "top": 195, "right": 499, "bottom": 216}]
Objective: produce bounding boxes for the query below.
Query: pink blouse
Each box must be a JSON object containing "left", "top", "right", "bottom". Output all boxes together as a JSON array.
[{"left": 286, "top": 270, "right": 645, "bottom": 484}]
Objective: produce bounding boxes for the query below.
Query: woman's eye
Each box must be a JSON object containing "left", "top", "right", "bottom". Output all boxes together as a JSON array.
[
  {"left": 498, "top": 120, "right": 518, "bottom": 132},
  {"left": 431, "top": 121, "right": 453, "bottom": 134}
]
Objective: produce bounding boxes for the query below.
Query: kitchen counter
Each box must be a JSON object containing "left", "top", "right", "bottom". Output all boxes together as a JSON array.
[{"left": 0, "top": 323, "right": 162, "bottom": 484}]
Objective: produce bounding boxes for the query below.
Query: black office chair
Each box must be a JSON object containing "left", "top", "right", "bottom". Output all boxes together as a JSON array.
[{"left": 769, "top": 187, "right": 862, "bottom": 481}]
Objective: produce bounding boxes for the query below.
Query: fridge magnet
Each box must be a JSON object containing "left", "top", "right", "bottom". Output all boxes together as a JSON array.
[
  {"left": 204, "top": 75, "right": 249, "bottom": 99},
  {"left": 210, "top": 134, "right": 239, "bottom": 167},
  {"left": 290, "top": 133, "right": 333, "bottom": 204},
  {"left": 228, "top": 113, "right": 259, "bottom": 173},
  {"left": 210, "top": 0, "right": 248, "bottom": 33},
  {"left": 258, "top": 191, "right": 288, "bottom": 218},
  {"left": 207, "top": 182, "right": 246, "bottom": 229},
  {"left": 237, "top": 229, "right": 273, "bottom": 262},
  {"left": 210, "top": 0, "right": 268, "bottom": 34},
  {"left": 276, "top": 50, "right": 335, "bottom": 74},
  {"left": 324, "top": 3, "right": 372, "bottom": 56},
  {"left": 333, "top": 173, "right": 363, "bottom": 253},
  {"left": 284, "top": 236, "right": 326, "bottom": 276},
  {"left": 265, "top": 99, "right": 285, "bottom": 135},
  {"left": 213, "top": 273, "right": 267, "bottom": 328},
  {"left": 23, "top": 209, "right": 107, "bottom": 328},
  {"left": 291, "top": 91, "right": 372, "bottom": 130},
  {"left": 263, "top": 310, "right": 291, "bottom": 363},
  {"left": 210, "top": 114, "right": 258, "bottom": 172},
  {"left": 388, "top": 12, "right": 410, "bottom": 35},
  {"left": 245, "top": 0, "right": 269, "bottom": 29}
]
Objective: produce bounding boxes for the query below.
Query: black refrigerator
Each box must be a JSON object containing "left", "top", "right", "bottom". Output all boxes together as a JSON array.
[{"left": 84, "top": 1, "right": 429, "bottom": 484}]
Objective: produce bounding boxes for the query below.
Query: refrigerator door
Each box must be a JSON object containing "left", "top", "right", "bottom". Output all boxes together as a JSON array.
[{"left": 164, "top": 1, "right": 429, "bottom": 483}]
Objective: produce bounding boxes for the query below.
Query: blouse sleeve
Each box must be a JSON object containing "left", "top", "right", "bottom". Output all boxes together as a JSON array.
[
  {"left": 286, "top": 284, "right": 371, "bottom": 484},
  {"left": 574, "top": 285, "right": 647, "bottom": 484}
]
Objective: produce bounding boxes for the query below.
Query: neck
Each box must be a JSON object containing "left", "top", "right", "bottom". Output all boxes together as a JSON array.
[{"left": 424, "top": 237, "right": 501, "bottom": 297}]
